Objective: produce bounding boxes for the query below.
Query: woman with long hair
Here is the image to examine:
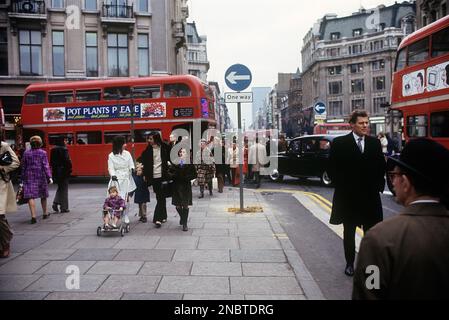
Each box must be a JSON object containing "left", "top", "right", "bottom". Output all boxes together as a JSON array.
[
  {"left": 107, "top": 136, "right": 136, "bottom": 224},
  {"left": 137, "top": 132, "right": 171, "bottom": 228},
  {"left": 21, "top": 136, "right": 53, "bottom": 224}
]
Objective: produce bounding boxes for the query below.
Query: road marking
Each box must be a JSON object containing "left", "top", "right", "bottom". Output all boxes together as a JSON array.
[{"left": 256, "top": 188, "right": 363, "bottom": 251}]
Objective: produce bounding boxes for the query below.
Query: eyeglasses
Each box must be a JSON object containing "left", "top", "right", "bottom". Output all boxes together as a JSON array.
[{"left": 387, "top": 171, "right": 403, "bottom": 181}]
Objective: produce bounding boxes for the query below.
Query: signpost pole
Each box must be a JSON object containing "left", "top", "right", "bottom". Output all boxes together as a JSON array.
[{"left": 237, "top": 100, "right": 244, "bottom": 212}]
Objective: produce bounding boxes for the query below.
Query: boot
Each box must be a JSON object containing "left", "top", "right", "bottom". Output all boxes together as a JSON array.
[
  {"left": 176, "top": 207, "right": 183, "bottom": 225},
  {"left": 0, "top": 243, "right": 10, "bottom": 259},
  {"left": 182, "top": 208, "right": 189, "bottom": 232}
]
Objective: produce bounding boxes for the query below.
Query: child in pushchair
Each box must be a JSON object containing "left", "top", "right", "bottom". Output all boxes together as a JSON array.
[{"left": 97, "top": 185, "right": 130, "bottom": 236}]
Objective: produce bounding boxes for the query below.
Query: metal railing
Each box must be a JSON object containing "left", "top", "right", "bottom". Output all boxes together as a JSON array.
[
  {"left": 10, "top": 0, "right": 46, "bottom": 14},
  {"left": 102, "top": 3, "right": 134, "bottom": 19}
]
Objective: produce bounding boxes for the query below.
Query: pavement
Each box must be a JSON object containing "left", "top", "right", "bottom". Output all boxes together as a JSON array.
[{"left": 0, "top": 182, "right": 325, "bottom": 300}]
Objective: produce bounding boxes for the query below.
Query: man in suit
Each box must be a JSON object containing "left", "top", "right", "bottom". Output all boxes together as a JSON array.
[
  {"left": 328, "top": 110, "right": 386, "bottom": 276},
  {"left": 353, "top": 138, "right": 449, "bottom": 299}
]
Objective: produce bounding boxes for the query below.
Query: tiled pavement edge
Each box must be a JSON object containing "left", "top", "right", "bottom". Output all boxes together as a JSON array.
[{"left": 0, "top": 183, "right": 324, "bottom": 300}]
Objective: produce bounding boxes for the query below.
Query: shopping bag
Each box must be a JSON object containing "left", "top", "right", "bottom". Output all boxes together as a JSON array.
[{"left": 16, "top": 185, "right": 28, "bottom": 205}]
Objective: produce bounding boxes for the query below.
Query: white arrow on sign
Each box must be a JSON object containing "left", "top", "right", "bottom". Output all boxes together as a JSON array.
[{"left": 226, "top": 71, "right": 251, "bottom": 85}]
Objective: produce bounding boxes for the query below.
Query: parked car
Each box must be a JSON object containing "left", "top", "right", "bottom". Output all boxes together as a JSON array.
[{"left": 269, "top": 134, "right": 342, "bottom": 186}]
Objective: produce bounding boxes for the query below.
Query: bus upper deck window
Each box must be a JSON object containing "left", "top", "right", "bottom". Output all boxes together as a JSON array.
[
  {"left": 24, "top": 91, "right": 45, "bottom": 105},
  {"left": 104, "top": 86, "right": 131, "bottom": 100},
  {"left": 49, "top": 91, "right": 74, "bottom": 103},
  {"left": 163, "top": 83, "right": 191, "bottom": 98},
  {"left": 431, "top": 26, "right": 449, "bottom": 58},
  {"left": 395, "top": 48, "right": 407, "bottom": 72},
  {"left": 76, "top": 89, "right": 101, "bottom": 102},
  {"left": 408, "top": 37, "right": 429, "bottom": 66},
  {"left": 132, "top": 86, "right": 161, "bottom": 99}
]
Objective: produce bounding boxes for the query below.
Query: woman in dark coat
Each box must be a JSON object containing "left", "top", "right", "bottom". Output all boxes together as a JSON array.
[
  {"left": 137, "top": 132, "right": 171, "bottom": 227},
  {"left": 169, "top": 148, "right": 197, "bottom": 231},
  {"left": 50, "top": 136, "right": 72, "bottom": 213}
]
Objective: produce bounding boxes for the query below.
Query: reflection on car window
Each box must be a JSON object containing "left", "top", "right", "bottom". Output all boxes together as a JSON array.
[
  {"left": 290, "top": 140, "right": 301, "bottom": 153},
  {"left": 319, "top": 140, "right": 331, "bottom": 151},
  {"left": 302, "top": 139, "right": 317, "bottom": 153}
]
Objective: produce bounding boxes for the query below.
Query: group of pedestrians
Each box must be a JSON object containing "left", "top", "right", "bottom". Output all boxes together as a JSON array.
[{"left": 329, "top": 109, "right": 449, "bottom": 299}]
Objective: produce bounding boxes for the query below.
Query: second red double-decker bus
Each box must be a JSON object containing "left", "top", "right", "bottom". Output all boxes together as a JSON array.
[
  {"left": 20, "top": 75, "right": 216, "bottom": 176},
  {"left": 391, "top": 15, "right": 449, "bottom": 149}
]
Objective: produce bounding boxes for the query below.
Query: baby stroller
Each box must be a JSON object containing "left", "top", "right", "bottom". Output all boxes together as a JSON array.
[{"left": 97, "top": 181, "right": 131, "bottom": 237}]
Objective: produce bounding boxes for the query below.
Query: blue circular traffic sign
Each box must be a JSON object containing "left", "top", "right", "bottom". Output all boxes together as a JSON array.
[
  {"left": 225, "top": 64, "right": 252, "bottom": 92},
  {"left": 314, "top": 102, "right": 326, "bottom": 114}
]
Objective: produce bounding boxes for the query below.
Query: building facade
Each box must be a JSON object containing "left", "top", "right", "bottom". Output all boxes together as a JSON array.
[
  {"left": 0, "top": 0, "right": 189, "bottom": 125},
  {"left": 186, "top": 21, "right": 209, "bottom": 82},
  {"left": 250, "top": 86, "right": 271, "bottom": 130},
  {"left": 301, "top": 2, "right": 416, "bottom": 135},
  {"left": 284, "top": 69, "right": 303, "bottom": 138},
  {"left": 416, "top": 0, "right": 448, "bottom": 28}
]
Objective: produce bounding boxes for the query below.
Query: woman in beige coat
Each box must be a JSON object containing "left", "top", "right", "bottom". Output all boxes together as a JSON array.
[{"left": 0, "top": 138, "right": 20, "bottom": 258}]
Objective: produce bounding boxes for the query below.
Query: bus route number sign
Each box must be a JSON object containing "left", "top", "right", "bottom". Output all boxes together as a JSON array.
[{"left": 173, "top": 108, "right": 194, "bottom": 118}]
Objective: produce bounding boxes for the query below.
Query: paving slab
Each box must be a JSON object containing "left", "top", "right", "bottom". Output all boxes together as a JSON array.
[
  {"left": 24, "top": 274, "right": 107, "bottom": 292},
  {"left": 87, "top": 261, "right": 144, "bottom": 275},
  {"left": 198, "top": 237, "right": 239, "bottom": 250},
  {"left": 45, "top": 292, "right": 123, "bottom": 300},
  {"left": 230, "top": 276, "right": 303, "bottom": 295},
  {"left": 35, "top": 261, "right": 97, "bottom": 275},
  {"left": 97, "top": 275, "right": 161, "bottom": 293},
  {"left": 0, "top": 260, "right": 49, "bottom": 275},
  {"left": 191, "top": 262, "right": 242, "bottom": 276},
  {"left": 155, "top": 236, "right": 199, "bottom": 250},
  {"left": 0, "top": 292, "right": 49, "bottom": 300},
  {"left": 157, "top": 276, "right": 230, "bottom": 295},
  {"left": 113, "top": 249, "right": 175, "bottom": 262},
  {"left": 67, "top": 248, "right": 120, "bottom": 261},
  {"left": 121, "top": 293, "right": 183, "bottom": 300},
  {"left": 241, "top": 263, "right": 296, "bottom": 277},
  {"left": 113, "top": 236, "right": 160, "bottom": 250},
  {"left": 173, "top": 250, "right": 230, "bottom": 262},
  {"left": 139, "top": 262, "right": 192, "bottom": 276},
  {"left": 230, "top": 250, "right": 286, "bottom": 263},
  {"left": 0, "top": 275, "right": 42, "bottom": 291}
]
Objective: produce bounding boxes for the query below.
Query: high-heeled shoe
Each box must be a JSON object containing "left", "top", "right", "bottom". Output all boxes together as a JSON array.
[
  {"left": 0, "top": 243, "right": 10, "bottom": 259},
  {"left": 43, "top": 213, "right": 50, "bottom": 219},
  {"left": 30, "top": 217, "right": 37, "bottom": 224}
]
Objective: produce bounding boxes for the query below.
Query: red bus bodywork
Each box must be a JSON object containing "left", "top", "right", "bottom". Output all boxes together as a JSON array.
[
  {"left": 20, "top": 75, "right": 216, "bottom": 176},
  {"left": 391, "top": 15, "right": 449, "bottom": 149},
  {"left": 313, "top": 123, "right": 351, "bottom": 135}
]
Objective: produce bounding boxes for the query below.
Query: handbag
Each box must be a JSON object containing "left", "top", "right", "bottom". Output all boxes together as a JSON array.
[
  {"left": 0, "top": 151, "right": 13, "bottom": 166},
  {"left": 16, "top": 185, "right": 28, "bottom": 205},
  {"left": 161, "top": 180, "right": 174, "bottom": 198}
]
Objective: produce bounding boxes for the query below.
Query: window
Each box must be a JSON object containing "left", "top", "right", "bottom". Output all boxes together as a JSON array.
[
  {"left": 85, "top": 0, "right": 97, "bottom": 10},
  {"left": 349, "top": 44, "right": 363, "bottom": 55},
  {"left": 431, "top": 26, "right": 449, "bottom": 57},
  {"left": 349, "top": 63, "right": 363, "bottom": 74},
  {"left": 328, "top": 81, "right": 342, "bottom": 95},
  {"left": 134, "top": 129, "right": 161, "bottom": 143},
  {"left": 163, "top": 83, "right": 192, "bottom": 97},
  {"left": 327, "top": 66, "right": 342, "bottom": 76},
  {"left": 351, "top": 99, "right": 365, "bottom": 110},
  {"left": 353, "top": 29, "right": 363, "bottom": 37},
  {"left": 104, "top": 131, "right": 132, "bottom": 144},
  {"left": 330, "top": 32, "right": 340, "bottom": 40},
  {"left": 137, "top": 0, "right": 148, "bottom": 12},
  {"left": 104, "top": 86, "right": 131, "bottom": 100},
  {"left": 431, "top": 111, "right": 449, "bottom": 137},
  {"left": 373, "top": 97, "right": 387, "bottom": 113},
  {"left": 52, "top": 0, "right": 64, "bottom": 8},
  {"left": 370, "top": 40, "right": 384, "bottom": 51},
  {"left": 19, "top": 30, "right": 42, "bottom": 76},
  {"left": 132, "top": 86, "right": 161, "bottom": 99},
  {"left": 76, "top": 131, "right": 102, "bottom": 144},
  {"left": 351, "top": 79, "right": 364, "bottom": 94},
  {"left": 138, "top": 34, "right": 149, "bottom": 76},
  {"left": 49, "top": 91, "right": 74, "bottom": 103},
  {"left": 378, "top": 23, "right": 386, "bottom": 31},
  {"left": 373, "top": 76, "right": 386, "bottom": 91},
  {"left": 407, "top": 115, "right": 427, "bottom": 137},
  {"left": 395, "top": 47, "right": 407, "bottom": 71},
  {"left": 76, "top": 89, "right": 101, "bottom": 102},
  {"left": 301, "top": 139, "right": 317, "bottom": 153},
  {"left": 289, "top": 140, "right": 301, "bottom": 153},
  {"left": 189, "top": 69, "right": 200, "bottom": 78},
  {"left": 24, "top": 91, "right": 45, "bottom": 105},
  {"left": 0, "top": 28, "right": 7, "bottom": 75},
  {"left": 48, "top": 133, "right": 74, "bottom": 146},
  {"left": 108, "top": 33, "right": 128, "bottom": 77},
  {"left": 85, "top": 32, "right": 98, "bottom": 77},
  {"left": 408, "top": 37, "right": 429, "bottom": 66},
  {"left": 329, "top": 101, "right": 343, "bottom": 116},
  {"left": 52, "top": 31, "right": 64, "bottom": 76},
  {"left": 372, "top": 59, "right": 385, "bottom": 71},
  {"left": 327, "top": 48, "right": 340, "bottom": 57}
]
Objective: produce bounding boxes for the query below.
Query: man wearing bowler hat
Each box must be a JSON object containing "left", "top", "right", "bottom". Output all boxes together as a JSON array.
[{"left": 353, "top": 138, "right": 449, "bottom": 299}]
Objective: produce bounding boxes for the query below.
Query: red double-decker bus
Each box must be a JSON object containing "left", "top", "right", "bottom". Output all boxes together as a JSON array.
[
  {"left": 391, "top": 15, "right": 449, "bottom": 149},
  {"left": 20, "top": 75, "right": 216, "bottom": 176}
]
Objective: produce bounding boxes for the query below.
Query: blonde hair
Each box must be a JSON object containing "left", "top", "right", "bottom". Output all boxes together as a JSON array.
[
  {"left": 108, "top": 186, "right": 118, "bottom": 194},
  {"left": 30, "top": 136, "right": 43, "bottom": 149}
]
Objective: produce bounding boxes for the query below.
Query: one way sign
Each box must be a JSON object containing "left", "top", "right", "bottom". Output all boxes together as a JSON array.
[{"left": 225, "top": 64, "right": 252, "bottom": 92}]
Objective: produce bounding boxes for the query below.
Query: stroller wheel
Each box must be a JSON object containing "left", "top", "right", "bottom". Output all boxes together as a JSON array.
[
  {"left": 97, "top": 226, "right": 102, "bottom": 237},
  {"left": 120, "top": 227, "right": 125, "bottom": 237},
  {"left": 126, "top": 224, "right": 130, "bottom": 233}
]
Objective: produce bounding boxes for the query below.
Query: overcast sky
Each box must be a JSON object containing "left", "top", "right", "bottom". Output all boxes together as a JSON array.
[{"left": 188, "top": 0, "right": 402, "bottom": 127}]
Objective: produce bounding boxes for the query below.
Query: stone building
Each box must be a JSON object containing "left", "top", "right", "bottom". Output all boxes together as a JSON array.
[
  {"left": 0, "top": 0, "right": 189, "bottom": 127},
  {"left": 300, "top": 2, "right": 416, "bottom": 135},
  {"left": 186, "top": 21, "right": 209, "bottom": 82},
  {"left": 416, "top": 0, "right": 448, "bottom": 27}
]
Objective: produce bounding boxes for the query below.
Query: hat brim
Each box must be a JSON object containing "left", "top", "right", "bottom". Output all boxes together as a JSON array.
[{"left": 387, "top": 156, "right": 432, "bottom": 183}]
